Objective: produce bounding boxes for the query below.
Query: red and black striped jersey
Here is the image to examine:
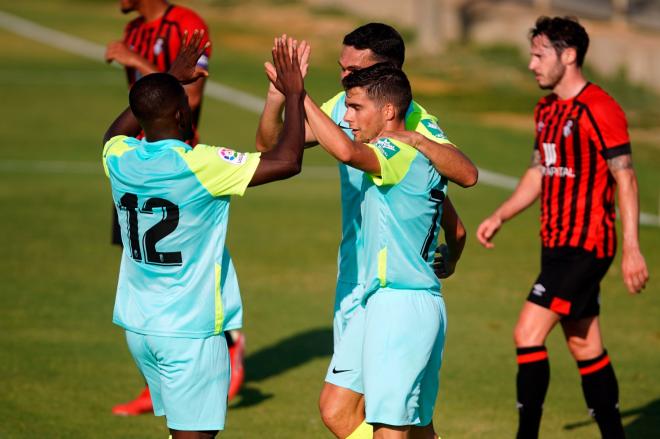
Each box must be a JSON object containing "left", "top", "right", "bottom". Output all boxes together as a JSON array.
[
  {"left": 534, "top": 83, "right": 631, "bottom": 258},
  {"left": 122, "top": 5, "right": 211, "bottom": 144}
]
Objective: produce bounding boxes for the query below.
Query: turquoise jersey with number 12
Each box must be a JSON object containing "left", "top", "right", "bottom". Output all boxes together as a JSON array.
[{"left": 102, "top": 135, "right": 260, "bottom": 338}]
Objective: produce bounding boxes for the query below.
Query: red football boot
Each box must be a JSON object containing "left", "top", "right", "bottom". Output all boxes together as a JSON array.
[
  {"left": 112, "top": 386, "right": 153, "bottom": 416},
  {"left": 227, "top": 331, "right": 245, "bottom": 400}
]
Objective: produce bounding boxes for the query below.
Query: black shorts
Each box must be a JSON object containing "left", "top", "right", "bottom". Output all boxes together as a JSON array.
[{"left": 527, "top": 247, "right": 613, "bottom": 320}]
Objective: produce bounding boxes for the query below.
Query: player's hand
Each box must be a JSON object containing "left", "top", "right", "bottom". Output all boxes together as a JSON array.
[
  {"left": 266, "top": 36, "right": 304, "bottom": 97},
  {"left": 265, "top": 35, "right": 308, "bottom": 95},
  {"left": 379, "top": 130, "right": 421, "bottom": 147},
  {"left": 105, "top": 41, "right": 140, "bottom": 67},
  {"left": 168, "top": 30, "right": 210, "bottom": 84},
  {"left": 476, "top": 214, "right": 502, "bottom": 249},
  {"left": 621, "top": 247, "right": 649, "bottom": 294},
  {"left": 433, "top": 244, "right": 455, "bottom": 279}
]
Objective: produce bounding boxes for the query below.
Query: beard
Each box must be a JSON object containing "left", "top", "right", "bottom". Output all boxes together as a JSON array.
[{"left": 537, "top": 62, "right": 566, "bottom": 90}]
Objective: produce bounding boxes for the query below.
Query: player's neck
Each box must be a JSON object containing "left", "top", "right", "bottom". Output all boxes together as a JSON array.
[
  {"left": 377, "top": 119, "right": 406, "bottom": 137},
  {"left": 139, "top": 0, "right": 170, "bottom": 22},
  {"left": 143, "top": 127, "right": 184, "bottom": 143},
  {"left": 553, "top": 69, "right": 587, "bottom": 101}
]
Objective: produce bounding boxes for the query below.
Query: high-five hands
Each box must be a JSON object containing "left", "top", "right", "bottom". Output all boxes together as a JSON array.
[
  {"left": 265, "top": 36, "right": 305, "bottom": 97},
  {"left": 265, "top": 35, "right": 309, "bottom": 95},
  {"left": 168, "top": 30, "right": 210, "bottom": 84}
]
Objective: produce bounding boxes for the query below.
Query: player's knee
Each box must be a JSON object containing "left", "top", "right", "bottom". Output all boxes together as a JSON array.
[
  {"left": 319, "top": 393, "right": 355, "bottom": 432},
  {"left": 566, "top": 337, "right": 602, "bottom": 360}
]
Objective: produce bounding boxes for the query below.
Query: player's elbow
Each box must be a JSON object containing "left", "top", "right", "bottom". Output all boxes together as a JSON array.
[{"left": 456, "top": 166, "right": 479, "bottom": 188}]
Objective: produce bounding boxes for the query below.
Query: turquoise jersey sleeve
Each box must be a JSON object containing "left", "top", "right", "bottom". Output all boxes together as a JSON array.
[
  {"left": 176, "top": 144, "right": 261, "bottom": 197},
  {"left": 365, "top": 137, "right": 417, "bottom": 187}
]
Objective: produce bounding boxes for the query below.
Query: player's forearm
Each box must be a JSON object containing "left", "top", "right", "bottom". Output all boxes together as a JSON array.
[
  {"left": 614, "top": 169, "right": 642, "bottom": 251},
  {"left": 103, "top": 106, "right": 141, "bottom": 145},
  {"left": 256, "top": 89, "right": 286, "bottom": 152},
  {"left": 304, "top": 95, "right": 356, "bottom": 162},
  {"left": 441, "top": 199, "right": 466, "bottom": 267},
  {"left": 184, "top": 78, "right": 206, "bottom": 111},
  {"left": 266, "top": 92, "right": 306, "bottom": 169},
  {"left": 493, "top": 168, "right": 542, "bottom": 222},
  {"left": 414, "top": 135, "right": 478, "bottom": 187}
]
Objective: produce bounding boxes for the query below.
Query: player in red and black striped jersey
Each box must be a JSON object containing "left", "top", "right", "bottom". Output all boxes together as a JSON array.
[
  {"left": 105, "top": 0, "right": 246, "bottom": 418},
  {"left": 105, "top": 0, "right": 211, "bottom": 146},
  {"left": 477, "top": 16, "right": 648, "bottom": 439}
]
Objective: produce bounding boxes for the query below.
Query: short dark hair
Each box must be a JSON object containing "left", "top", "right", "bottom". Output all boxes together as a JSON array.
[
  {"left": 129, "top": 73, "right": 186, "bottom": 122},
  {"left": 342, "top": 63, "right": 412, "bottom": 120},
  {"left": 343, "top": 23, "right": 405, "bottom": 69},
  {"left": 530, "top": 16, "right": 589, "bottom": 67}
]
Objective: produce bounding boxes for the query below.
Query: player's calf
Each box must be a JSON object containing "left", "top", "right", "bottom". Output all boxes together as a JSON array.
[{"left": 577, "top": 351, "right": 625, "bottom": 439}]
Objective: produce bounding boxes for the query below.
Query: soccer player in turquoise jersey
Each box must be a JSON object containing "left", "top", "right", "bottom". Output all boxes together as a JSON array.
[
  {"left": 258, "top": 24, "right": 474, "bottom": 439},
  {"left": 304, "top": 63, "right": 448, "bottom": 439},
  {"left": 102, "top": 34, "right": 306, "bottom": 438}
]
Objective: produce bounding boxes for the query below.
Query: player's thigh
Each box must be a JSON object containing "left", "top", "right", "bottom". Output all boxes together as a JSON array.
[
  {"left": 561, "top": 316, "right": 604, "bottom": 360},
  {"left": 152, "top": 334, "right": 230, "bottom": 432},
  {"left": 514, "top": 301, "right": 561, "bottom": 347},
  {"left": 326, "top": 302, "right": 366, "bottom": 394},
  {"left": 125, "top": 330, "right": 165, "bottom": 416},
  {"left": 363, "top": 290, "right": 445, "bottom": 427}
]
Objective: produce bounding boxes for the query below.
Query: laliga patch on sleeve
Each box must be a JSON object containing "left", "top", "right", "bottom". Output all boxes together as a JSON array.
[
  {"left": 374, "top": 138, "right": 400, "bottom": 159},
  {"left": 421, "top": 119, "right": 446, "bottom": 139},
  {"left": 218, "top": 147, "right": 247, "bottom": 165}
]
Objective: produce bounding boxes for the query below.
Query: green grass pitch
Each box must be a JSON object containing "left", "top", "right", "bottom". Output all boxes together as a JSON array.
[{"left": 0, "top": 1, "right": 658, "bottom": 438}]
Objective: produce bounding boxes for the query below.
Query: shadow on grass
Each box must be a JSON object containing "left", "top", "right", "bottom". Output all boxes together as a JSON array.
[
  {"left": 563, "top": 398, "right": 660, "bottom": 438},
  {"left": 229, "top": 327, "right": 332, "bottom": 409}
]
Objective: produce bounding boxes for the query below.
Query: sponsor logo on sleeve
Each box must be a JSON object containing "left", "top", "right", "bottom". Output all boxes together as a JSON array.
[
  {"left": 420, "top": 118, "right": 445, "bottom": 139},
  {"left": 374, "top": 138, "right": 400, "bottom": 159},
  {"left": 218, "top": 147, "right": 247, "bottom": 165}
]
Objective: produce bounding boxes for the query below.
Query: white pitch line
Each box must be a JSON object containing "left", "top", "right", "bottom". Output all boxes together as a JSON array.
[{"left": 0, "top": 10, "right": 658, "bottom": 226}]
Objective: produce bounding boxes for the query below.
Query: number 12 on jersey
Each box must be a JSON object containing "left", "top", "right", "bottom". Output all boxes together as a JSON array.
[{"left": 118, "top": 193, "right": 183, "bottom": 266}]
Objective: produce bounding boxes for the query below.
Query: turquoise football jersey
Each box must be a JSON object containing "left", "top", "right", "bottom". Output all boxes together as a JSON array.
[
  {"left": 361, "top": 137, "right": 448, "bottom": 300},
  {"left": 320, "top": 92, "right": 452, "bottom": 286},
  {"left": 102, "top": 135, "right": 260, "bottom": 338}
]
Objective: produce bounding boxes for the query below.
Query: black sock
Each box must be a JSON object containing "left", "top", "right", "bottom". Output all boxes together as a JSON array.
[
  {"left": 516, "top": 346, "right": 550, "bottom": 439},
  {"left": 578, "top": 350, "right": 625, "bottom": 439}
]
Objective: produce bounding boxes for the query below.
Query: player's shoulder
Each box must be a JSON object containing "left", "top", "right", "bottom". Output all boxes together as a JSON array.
[
  {"left": 103, "top": 135, "right": 139, "bottom": 158},
  {"left": 168, "top": 5, "right": 209, "bottom": 28},
  {"left": 369, "top": 137, "right": 414, "bottom": 159},
  {"left": 577, "top": 83, "right": 624, "bottom": 113},
  {"left": 324, "top": 90, "right": 346, "bottom": 108}
]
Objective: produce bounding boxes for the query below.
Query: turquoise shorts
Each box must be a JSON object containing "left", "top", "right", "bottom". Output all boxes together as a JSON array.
[
  {"left": 125, "top": 331, "right": 230, "bottom": 431},
  {"left": 363, "top": 289, "right": 447, "bottom": 427},
  {"left": 332, "top": 280, "right": 363, "bottom": 348},
  {"left": 325, "top": 281, "right": 365, "bottom": 393}
]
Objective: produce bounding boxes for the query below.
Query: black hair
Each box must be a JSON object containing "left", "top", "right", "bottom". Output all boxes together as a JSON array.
[
  {"left": 342, "top": 62, "right": 412, "bottom": 120},
  {"left": 343, "top": 23, "right": 405, "bottom": 69},
  {"left": 530, "top": 16, "right": 589, "bottom": 67},
  {"left": 129, "top": 73, "right": 186, "bottom": 122}
]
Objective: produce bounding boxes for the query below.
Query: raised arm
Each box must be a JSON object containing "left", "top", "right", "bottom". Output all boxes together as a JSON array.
[
  {"left": 304, "top": 94, "right": 380, "bottom": 174},
  {"left": 476, "top": 150, "right": 543, "bottom": 248},
  {"left": 102, "top": 30, "right": 210, "bottom": 146},
  {"left": 607, "top": 154, "right": 648, "bottom": 293},
  {"left": 381, "top": 130, "right": 478, "bottom": 187},
  {"left": 256, "top": 38, "right": 316, "bottom": 152},
  {"left": 249, "top": 38, "right": 306, "bottom": 186}
]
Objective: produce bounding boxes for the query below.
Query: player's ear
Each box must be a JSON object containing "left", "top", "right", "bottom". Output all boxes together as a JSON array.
[
  {"left": 382, "top": 103, "right": 396, "bottom": 122},
  {"left": 561, "top": 47, "right": 577, "bottom": 66}
]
